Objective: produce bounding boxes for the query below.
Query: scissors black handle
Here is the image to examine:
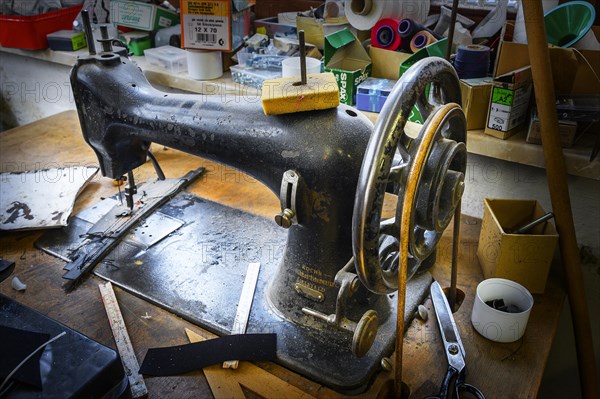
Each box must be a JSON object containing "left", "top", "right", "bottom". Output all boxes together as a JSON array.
[{"left": 424, "top": 366, "right": 485, "bottom": 399}]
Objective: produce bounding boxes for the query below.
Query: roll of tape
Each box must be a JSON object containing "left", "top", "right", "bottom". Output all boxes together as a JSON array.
[
  {"left": 345, "top": 0, "right": 430, "bottom": 31},
  {"left": 410, "top": 30, "right": 437, "bottom": 53},
  {"left": 187, "top": 49, "right": 223, "bottom": 80},
  {"left": 398, "top": 18, "right": 441, "bottom": 51},
  {"left": 455, "top": 44, "right": 490, "bottom": 79},
  {"left": 371, "top": 18, "right": 402, "bottom": 50}
]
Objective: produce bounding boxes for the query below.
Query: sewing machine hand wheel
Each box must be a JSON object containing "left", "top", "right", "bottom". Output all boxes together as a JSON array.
[{"left": 352, "top": 57, "right": 467, "bottom": 294}]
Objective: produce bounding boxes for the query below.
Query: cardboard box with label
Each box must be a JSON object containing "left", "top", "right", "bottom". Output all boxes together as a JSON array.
[
  {"left": 494, "top": 31, "right": 600, "bottom": 98},
  {"left": 111, "top": 0, "right": 179, "bottom": 31},
  {"left": 526, "top": 107, "right": 577, "bottom": 147},
  {"left": 460, "top": 77, "right": 493, "bottom": 131},
  {"left": 181, "top": 0, "right": 253, "bottom": 51},
  {"left": 477, "top": 198, "right": 558, "bottom": 294},
  {"left": 485, "top": 65, "right": 532, "bottom": 140},
  {"left": 324, "top": 28, "right": 372, "bottom": 106}
]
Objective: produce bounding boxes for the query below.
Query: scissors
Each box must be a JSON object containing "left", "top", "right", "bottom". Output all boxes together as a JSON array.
[{"left": 426, "top": 281, "right": 485, "bottom": 399}]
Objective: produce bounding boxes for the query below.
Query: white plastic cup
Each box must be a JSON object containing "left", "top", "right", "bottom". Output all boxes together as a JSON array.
[
  {"left": 471, "top": 278, "right": 534, "bottom": 343},
  {"left": 281, "top": 57, "right": 321, "bottom": 79},
  {"left": 186, "top": 49, "right": 223, "bottom": 80}
]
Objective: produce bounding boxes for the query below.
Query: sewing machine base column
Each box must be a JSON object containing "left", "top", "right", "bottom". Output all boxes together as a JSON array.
[{"left": 37, "top": 192, "right": 431, "bottom": 393}]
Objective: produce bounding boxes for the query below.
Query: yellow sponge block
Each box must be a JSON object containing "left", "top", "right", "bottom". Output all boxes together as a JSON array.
[{"left": 261, "top": 72, "right": 340, "bottom": 115}]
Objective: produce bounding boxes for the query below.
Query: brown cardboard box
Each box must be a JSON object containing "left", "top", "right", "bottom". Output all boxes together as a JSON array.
[
  {"left": 477, "top": 198, "right": 558, "bottom": 294},
  {"left": 296, "top": 15, "right": 352, "bottom": 50},
  {"left": 526, "top": 107, "right": 577, "bottom": 147},
  {"left": 494, "top": 29, "right": 600, "bottom": 96},
  {"left": 460, "top": 77, "right": 493, "bottom": 130},
  {"left": 368, "top": 46, "right": 410, "bottom": 80},
  {"left": 484, "top": 65, "right": 533, "bottom": 140}
]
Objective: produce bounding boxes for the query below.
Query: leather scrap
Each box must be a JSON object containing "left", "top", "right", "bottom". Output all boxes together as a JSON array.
[{"left": 139, "top": 334, "right": 277, "bottom": 376}]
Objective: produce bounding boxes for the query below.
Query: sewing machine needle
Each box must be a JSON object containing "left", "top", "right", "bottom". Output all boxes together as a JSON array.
[{"left": 116, "top": 179, "right": 123, "bottom": 206}]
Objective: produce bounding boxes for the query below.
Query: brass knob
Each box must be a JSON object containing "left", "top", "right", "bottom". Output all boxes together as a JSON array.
[
  {"left": 352, "top": 310, "right": 379, "bottom": 357},
  {"left": 275, "top": 208, "right": 295, "bottom": 228}
]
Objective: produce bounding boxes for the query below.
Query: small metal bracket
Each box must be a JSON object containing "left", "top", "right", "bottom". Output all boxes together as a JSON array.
[
  {"left": 302, "top": 259, "right": 380, "bottom": 357},
  {"left": 275, "top": 170, "right": 302, "bottom": 228}
]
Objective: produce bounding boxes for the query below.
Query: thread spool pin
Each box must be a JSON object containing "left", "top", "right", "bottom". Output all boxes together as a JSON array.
[{"left": 299, "top": 30, "right": 307, "bottom": 85}]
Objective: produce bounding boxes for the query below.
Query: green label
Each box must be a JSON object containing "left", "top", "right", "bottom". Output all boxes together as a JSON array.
[
  {"left": 492, "top": 87, "right": 514, "bottom": 106},
  {"left": 71, "top": 33, "right": 86, "bottom": 50},
  {"left": 408, "top": 107, "right": 423, "bottom": 124}
]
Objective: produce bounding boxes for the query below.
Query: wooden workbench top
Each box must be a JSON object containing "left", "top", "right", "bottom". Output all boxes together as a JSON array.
[{"left": 0, "top": 111, "right": 565, "bottom": 398}]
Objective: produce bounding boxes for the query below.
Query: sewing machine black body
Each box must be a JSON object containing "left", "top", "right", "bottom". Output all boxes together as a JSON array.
[{"left": 70, "top": 41, "right": 464, "bottom": 391}]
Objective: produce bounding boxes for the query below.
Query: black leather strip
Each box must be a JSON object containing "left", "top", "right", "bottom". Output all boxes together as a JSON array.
[{"left": 139, "top": 333, "right": 277, "bottom": 376}]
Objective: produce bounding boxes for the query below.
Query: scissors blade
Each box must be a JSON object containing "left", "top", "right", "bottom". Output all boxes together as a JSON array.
[{"left": 430, "top": 281, "right": 466, "bottom": 371}]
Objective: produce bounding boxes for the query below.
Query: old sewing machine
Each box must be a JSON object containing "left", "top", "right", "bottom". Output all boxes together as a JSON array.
[{"left": 58, "top": 20, "right": 466, "bottom": 393}]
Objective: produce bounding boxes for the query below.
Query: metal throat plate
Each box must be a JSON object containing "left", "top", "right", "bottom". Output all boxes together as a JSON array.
[{"left": 37, "top": 192, "right": 431, "bottom": 393}]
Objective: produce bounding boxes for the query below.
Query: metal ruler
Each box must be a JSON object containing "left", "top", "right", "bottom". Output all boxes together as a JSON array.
[
  {"left": 99, "top": 282, "right": 148, "bottom": 398},
  {"left": 223, "top": 262, "right": 261, "bottom": 369}
]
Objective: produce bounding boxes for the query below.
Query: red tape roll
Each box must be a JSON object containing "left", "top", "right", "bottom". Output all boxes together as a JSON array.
[{"left": 371, "top": 18, "right": 402, "bottom": 51}]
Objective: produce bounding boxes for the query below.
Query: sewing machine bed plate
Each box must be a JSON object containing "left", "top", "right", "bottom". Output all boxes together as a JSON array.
[{"left": 37, "top": 192, "right": 431, "bottom": 392}]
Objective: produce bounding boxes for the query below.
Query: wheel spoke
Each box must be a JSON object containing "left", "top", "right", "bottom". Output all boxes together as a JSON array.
[
  {"left": 380, "top": 217, "right": 399, "bottom": 236},
  {"left": 388, "top": 164, "right": 407, "bottom": 184},
  {"left": 416, "top": 93, "right": 435, "bottom": 121}
]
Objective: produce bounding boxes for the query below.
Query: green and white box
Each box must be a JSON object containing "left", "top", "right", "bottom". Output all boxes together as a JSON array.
[
  {"left": 324, "top": 28, "right": 372, "bottom": 106},
  {"left": 485, "top": 65, "right": 533, "bottom": 140},
  {"left": 110, "top": 0, "right": 179, "bottom": 31}
]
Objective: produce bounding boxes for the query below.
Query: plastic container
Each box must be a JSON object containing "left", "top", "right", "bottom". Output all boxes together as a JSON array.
[
  {"left": 282, "top": 57, "right": 322, "bottom": 78},
  {"left": 230, "top": 65, "right": 281, "bottom": 89},
  {"left": 237, "top": 52, "right": 287, "bottom": 70},
  {"left": 471, "top": 278, "right": 534, "bottom": 343},
  {"left": 187, "top": 49, "right": 223, "bottom": 80},
  {"left": 356, "top": 77, "right": 397, "bottom": 113},
  {"left": 144, "top": 46, "right": 188, "bottom": 74},
  {"left": 0, "top": 5, "right": 83, "bottom": 50}
]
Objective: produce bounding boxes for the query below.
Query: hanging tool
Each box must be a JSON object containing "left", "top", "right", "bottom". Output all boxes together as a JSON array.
[
  {"left": 99, "top": 282, "right": 147, "bottom": 398},
  {"left": 427, "top": 281, "right": 485, "bottom": 399}
]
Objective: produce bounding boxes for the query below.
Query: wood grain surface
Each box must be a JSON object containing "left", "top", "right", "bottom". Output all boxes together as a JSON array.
[{"left": 0, "top": 111, "right": 565, "bottom": 398}]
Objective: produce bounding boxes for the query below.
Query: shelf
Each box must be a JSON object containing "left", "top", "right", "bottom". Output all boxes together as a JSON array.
[
  {"left": 0, "top": 46, "right": 259, "bottom": 97},
  {"left": 2, "top": 45, "right": 597, "bottom": 180},
  {"left": 362, "top": 111, "right": 599, "bottom": 180},
  {"left": 468, "top": 128, "right": 598, "bottom": 179}
]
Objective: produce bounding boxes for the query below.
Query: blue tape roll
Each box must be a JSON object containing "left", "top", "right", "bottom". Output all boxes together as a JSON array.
[{"left": 454, "top": 44, "right": 490, "bottom": 79}]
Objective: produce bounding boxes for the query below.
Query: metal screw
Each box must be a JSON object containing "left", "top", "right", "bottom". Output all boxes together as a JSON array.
[
  {"left": 381, "top": 357, "right": 392, "bottom": 372},
  {"left": 274, "top": 208, "right": 295, "bottom": 228},
  {"left": 448, "top": 344, "right": 459, "bottom": 355}
]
